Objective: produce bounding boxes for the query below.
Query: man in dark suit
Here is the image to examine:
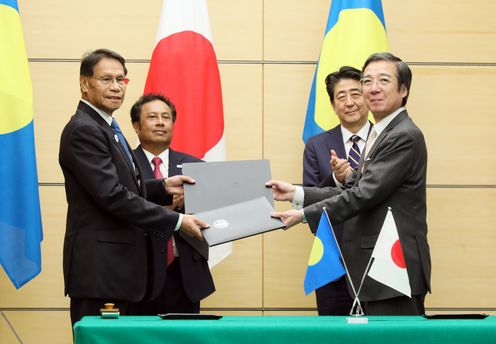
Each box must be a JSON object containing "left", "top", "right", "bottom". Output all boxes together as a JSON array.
[
  {"left": 59, "top": 49, "right": 208, "bottom": 326},
  {"left": 267, "top": 53, "right": 431, "bottom": 315},
  {"left": 129, "top": 93, "right": 215, "bottom": 314},
  {"left": 302, "top": 66, "right": 370, "bottom": 315}
]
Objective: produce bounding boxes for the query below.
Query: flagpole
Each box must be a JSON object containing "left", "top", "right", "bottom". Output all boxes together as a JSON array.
[
  {"left": 351, "top": 254, "right": 375, "bottom": 316},
  {"left": 323, "top": 208, "right": 364, "bottom": 316}
]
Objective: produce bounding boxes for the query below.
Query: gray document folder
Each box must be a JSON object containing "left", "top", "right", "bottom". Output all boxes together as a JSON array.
[
  {"left": 181, "top": 160, "right": 284, "bottom": 246},
  {"left": 196, "top": 197, "right": 285, "bottom": 246},
  {"left": 182, "top": 159, "right": 274, "bottom": 213}
]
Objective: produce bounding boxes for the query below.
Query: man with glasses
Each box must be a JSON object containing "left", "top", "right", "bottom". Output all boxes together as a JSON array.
[
  {"left": 59, "top": 49, "right": 208, "bottom": 326},
  {"left": 267, "top": 53, "right": 431, "bottom": 315}
]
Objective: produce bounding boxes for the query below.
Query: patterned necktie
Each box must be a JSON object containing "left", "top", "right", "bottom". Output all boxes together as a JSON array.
[
  {"left": 348, "top": 135, "right": 361, "bottom": 170},
  {"left": 364, "top": 127, "right": 378, "bottom": 159},
  {"left": 152, "top": 157, "right": 175, "bottom": 266},
  {"left": 110, "top": 118, "right": 134, "bottom": 164}
]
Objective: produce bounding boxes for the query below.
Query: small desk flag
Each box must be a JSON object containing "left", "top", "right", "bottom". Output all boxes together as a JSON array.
[
  {"left": 368, "top": 208, "right": 411, "bottom": 297},
  {"left": 304, "top": 212, "right": 345, "bottom": 295}
]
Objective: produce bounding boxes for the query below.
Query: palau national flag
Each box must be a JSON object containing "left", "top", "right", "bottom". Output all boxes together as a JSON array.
[
  {"left": 302, "top": 0, "right": 389, "bottom": 143},
  {"left": 0, "top": 0, "right": 43, "bottom": 288},
  {"left": 304, "top": 212, "right": 345, "bottom": 295}
]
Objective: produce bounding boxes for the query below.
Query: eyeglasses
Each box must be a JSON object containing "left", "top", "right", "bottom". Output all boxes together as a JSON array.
[
  {"left": 360, "top": 77, "right": 393, "bottom": 88},
  {"left": 91, "top": 76, "right": 130, "bottom": 86}
]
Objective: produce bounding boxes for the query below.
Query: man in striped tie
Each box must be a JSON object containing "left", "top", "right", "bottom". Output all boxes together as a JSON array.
[{"left": 302, "top": 66, "right": 370, "bottom": 315}]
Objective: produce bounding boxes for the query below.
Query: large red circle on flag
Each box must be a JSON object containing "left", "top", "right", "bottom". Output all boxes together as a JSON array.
[
  {"left": 144, "top": 31, "right": 224, "bottom": 159},
  {"left": 390, "top": 240, "right": 406, "bottom": 268}
]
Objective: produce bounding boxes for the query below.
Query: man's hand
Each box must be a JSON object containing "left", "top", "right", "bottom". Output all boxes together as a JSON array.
[
  {"left": 330, "top": 149, "right": 352, "bottom": 183},
  {"left": 180, "top": 214, "right": 209, "bottom": 240},
  {"left": 164, "top": 175, "right": 195, "bottom": 196},
  {"left": 271, "top": 209, "right": 303, "bottom": 229},
  {"left": 164, "top": 194, "right": 184, "bottom": 210},
  {"left": 265, "top": 180, "right": 296, "bottom": 202}
]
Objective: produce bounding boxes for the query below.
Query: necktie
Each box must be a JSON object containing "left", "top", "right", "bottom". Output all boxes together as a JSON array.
[
  {"left": 110, "top": 118, "right": 134, "bottom": 164},
  {"left": 364, "top": 127, "right": 378, "bottom": 159},
  {"left": 347, "top": 135, "right": 361, "bottom": 170},
  {"left": 152, "top": 157, "right": 175, "bottom": 266}
]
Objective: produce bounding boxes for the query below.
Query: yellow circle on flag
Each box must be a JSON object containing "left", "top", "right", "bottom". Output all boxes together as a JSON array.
[
  {"left": 308, "top": 237, "right": 324, "bottom": 266},
  {"left": 0, "top": 5, "right": 33, "bottom": 135}
]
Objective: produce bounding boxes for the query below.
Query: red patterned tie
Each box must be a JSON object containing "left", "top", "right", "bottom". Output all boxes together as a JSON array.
[{"left": 152, "top": 157, "right": 174, "bottom": 266}]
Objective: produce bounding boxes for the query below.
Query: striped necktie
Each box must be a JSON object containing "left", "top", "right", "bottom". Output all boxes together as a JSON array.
[
  {"left": 348, "top": 135, "right": 361, "bottom": 170},
  {"left": 152, "top": 157, "right": 175, "bottom": 266}
]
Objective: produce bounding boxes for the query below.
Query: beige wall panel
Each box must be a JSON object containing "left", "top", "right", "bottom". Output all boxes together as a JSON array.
[
  {"left": 20, "top": 0, "right": 161, "bottom": 60},
  {"left": 31, "top": 62, "right": 80, "bottom": 183},
  {"left": 384, "top": 0, "right": 496, "bottom": 63},
  {"left": 20, "top": 0, "right": 262, "bottom": 61},
  {"left": 209, "top": 0, "right": 263, "bottom": 60},
  {"left": 219, "top": 65, "right": 263, "bottom": 160},
  {"left": 202, "top": 237, "right": 263, "bottom": 308},
  {"left": 426, "top": 188, "right": 496, "bottom": 308},
  {"left": 407, "top": 66, "right": 496, "bottom": 185},
  {"left": 0, "top": 311, "right": 71, "bottom": 344},
  {"left": 264, "top": 0, "right": 331, "bottom": 61},
  {"left": 0, "top": 187, "right": 67, "bottom": 308},
  {"left": 264, "top": 64, "right": 314, "bottom": 183},
  {"left": 263, "top": 203, "right": 315, "bottom": 308}
]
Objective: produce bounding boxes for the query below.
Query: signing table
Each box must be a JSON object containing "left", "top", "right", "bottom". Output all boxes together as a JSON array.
[{"left": 74, "top": 315, "right": 496, "bottom": 344}]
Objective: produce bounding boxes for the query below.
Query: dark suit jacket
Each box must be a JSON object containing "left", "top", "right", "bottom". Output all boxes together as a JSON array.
[
  {"left": 303, "top": 124, "right": 347, "bottom": 188},
  {"left": 302, "top": 124, "right": 346, "bottom": 247},
  {"left": 133, "top": 146, "right": 215, "bottom": 303},
  {"left": 303, "top": 111, "right": 431, "bottom": 302},
  {"left": 59, "top": 101, "right": 180, "bottom": 302}
]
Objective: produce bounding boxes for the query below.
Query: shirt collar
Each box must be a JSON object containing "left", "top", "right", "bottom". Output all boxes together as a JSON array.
[
  {"left": 340, "top": 121, "right": 371, "bottom": 143},
  {"left": 373, "top": 107, "right": 405, "bottom": 137},
  {"left": 81, "top": 99, "right": 113, "bottom": 126},
  {"left": 142, "top": 147, "right": 169, "bottom": 165}
]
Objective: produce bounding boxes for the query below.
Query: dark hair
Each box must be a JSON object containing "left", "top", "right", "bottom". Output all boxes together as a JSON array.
[
  {"left": 80, "top": 49, "right": 127, "bottom": 77},
  {"left": 130, "top": 93, "right": 177, "bottom": 124},
  {"left": 362, "top": 52, "right": 412, "bottom": 106},
  {"left": 325, "top": 66, "right": 362, "bottom": 104}
]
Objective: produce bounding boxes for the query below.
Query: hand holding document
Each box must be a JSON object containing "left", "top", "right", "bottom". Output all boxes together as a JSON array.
[{"left": 181, "top": 160, "right": 285, "bottom": 249}]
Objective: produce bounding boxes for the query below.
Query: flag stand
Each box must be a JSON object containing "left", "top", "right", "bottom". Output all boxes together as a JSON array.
[{"left": 322, "top": 209, "right": 367, "bottom": 324}]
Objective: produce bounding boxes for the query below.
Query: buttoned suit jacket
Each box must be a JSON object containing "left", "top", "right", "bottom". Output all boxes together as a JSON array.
[
  {"left": 59, "top": 101, "right": 180, "bottom": 302},
  {"left": 303, "top": 110, "right": 431, "bottom": 302},
  {"left": 133, "top": 146, "right": 215, "bottom": 303}
]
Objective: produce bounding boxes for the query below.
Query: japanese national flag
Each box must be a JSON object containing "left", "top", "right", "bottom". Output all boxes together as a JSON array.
[
  {"left": 144, "top": 0, "right": 230, "bottom": 267},
  {"left": 368, "top": 208, "right": 411, "bottom": 297}
]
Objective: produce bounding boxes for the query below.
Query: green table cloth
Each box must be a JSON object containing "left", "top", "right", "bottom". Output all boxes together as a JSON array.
[{"left": 74, "top": 315, "right": 496, "bottom": 344}]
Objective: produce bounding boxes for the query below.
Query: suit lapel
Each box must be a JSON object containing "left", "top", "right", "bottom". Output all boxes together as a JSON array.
[
  {"left": 368, "top": 111, "right": 408, "bottom": 159},
  {"left": 134, "top": 146, "right": 155, "bottom": 180},
  {"left": 356, "top": 112, "right": 408, "bottom": 179},
  {"left": 77, "top": 101, "right": 141, "bottom": 190},
  {"left": 326, "top": 127, "right": 347, "bottom": 160},
  {"left": 168, "top": 149, "right": 184, "bottom": 177}
]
